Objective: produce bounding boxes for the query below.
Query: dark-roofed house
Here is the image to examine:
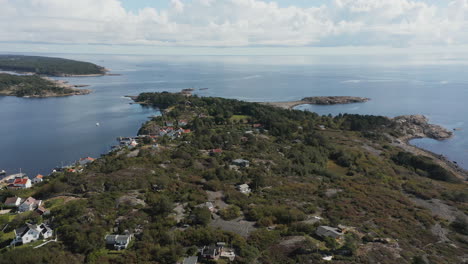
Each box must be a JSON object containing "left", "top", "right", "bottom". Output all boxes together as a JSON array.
[
  {"left": 4, "top": 196, "right": 22, "bottom": 207},
  {"left": 182, "top": 256, "right": 198, "bottom": 264},
  {"left": 105, "top": 234, "right": 132, "bottom": 250},
  {"left": 232, "top": 159, "right": 250, "bottom": 168},
  {"left": 316, "top": 226, "right": 344, "bottom": 239},
  {"left": 201, "top": 244, "right": 220, "bottom": 260},
  {"left": 11, "top": 223, "right": 53, "bottom": 245}
]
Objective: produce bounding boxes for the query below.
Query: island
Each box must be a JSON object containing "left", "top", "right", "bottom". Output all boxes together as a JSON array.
[
  {"left": 0, "top": 55, "right": 109, "bottom": 97},
  {"left": 0, "top": 92, "right": 466, "bottom": 264},
  {"left": 0, "top": 73, "right": 90, "bottom": 97},
  {"left": 260, "top": 96, "right": 370, "bottom": 109}
]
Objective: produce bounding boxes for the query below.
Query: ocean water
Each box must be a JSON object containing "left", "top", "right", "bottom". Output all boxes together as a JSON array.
[{"left": 1, "top": 53, "right": 468, "bottom": 175}]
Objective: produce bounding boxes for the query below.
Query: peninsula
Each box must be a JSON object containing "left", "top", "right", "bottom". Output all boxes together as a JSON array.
[
  {"left": 260, "top": 96, "right": 370, "bottom": 109},
  {"left": 0, "top": 73, "right": 90, "bottom": 97},
  {"left": 0, "top": 55, "right": 109, "bottom": 97},
  {"left": 1, "top": 92, "right": 467, "bottom": 264},
  {"left": 0, "top": 55, "right": 107, "bottom": 76}
]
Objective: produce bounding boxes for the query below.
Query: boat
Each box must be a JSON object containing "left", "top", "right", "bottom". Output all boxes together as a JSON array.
[
  {"left": 0, "top": 170, "right": 5, "bottom": 175},
  {"left": 96, "top": 122, "right": 100, "bottom": 126}
]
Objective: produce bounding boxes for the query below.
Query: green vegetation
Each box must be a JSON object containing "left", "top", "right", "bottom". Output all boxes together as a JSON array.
[
  {"left": 392, "top": 151, "right": 459, "bottom": 183},
  {"left": 0, "top": 73, "right": 81, "bottom": 97},
  {"left": 0, "top": 93, "right": 466, "bottom": 263},
  {"left": 0, "top": 55, "right": 105, "bottom": 76}
]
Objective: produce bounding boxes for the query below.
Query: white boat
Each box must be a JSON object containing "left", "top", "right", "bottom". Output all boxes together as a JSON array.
[
  {"left": 96, "top": 122, "right": 100, "bottom": 126},
  {"left": 0, "top": 170, "right": 5, "bottom": 175}
]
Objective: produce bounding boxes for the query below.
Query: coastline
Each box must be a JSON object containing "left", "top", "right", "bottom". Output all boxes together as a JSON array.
[
  {"left": 0, "top": 75, "right": 92, "bottom": 98},
  {"left": 396, "top": 137, "right": 468, "bottom": 181},
  {"left": 263, "top": 98, "right": 467, "bottom": 181}
]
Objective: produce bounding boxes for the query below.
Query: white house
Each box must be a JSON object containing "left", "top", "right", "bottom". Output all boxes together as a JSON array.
[
  {"left": 237, "top": 184, "right": 251, "bottom": 195},
  {"left": 11, "top": 223, "right": 53, "bottom": 245},
  {"left": 316, "top": 226, "right": 344, "bottom": 240},
  {"left": 8, "top": 178, "right": 31, "bottom": 189},
  {"left": 32, "top": 174, "right": 44, "bottom": 184},
  {"left": 18, "top": 197, "right": 42, "bottom": 213},
  {"left": 105, "top": 234, "right": 132, "bottom": 250},
  {"left": 4, "top": 196, "right": 22, "bottom": 207}
]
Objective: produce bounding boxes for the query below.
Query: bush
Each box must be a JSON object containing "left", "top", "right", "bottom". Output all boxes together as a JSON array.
[{"left": 219, "top": 205, "right": 241, "bottom": 220}]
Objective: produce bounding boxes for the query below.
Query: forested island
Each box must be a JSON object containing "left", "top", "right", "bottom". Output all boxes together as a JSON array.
[
  {"left": 261, "top": 96, "right": 370, "bottom": 109},
  {"left": 0, "top": 74, "right": 90, "bottom": 97},
  {"left": 0, "top": 92, "right": 466, "bottom": 264},
  {"left": 0, "top": 55, "right": 106, "bottom": 76}
]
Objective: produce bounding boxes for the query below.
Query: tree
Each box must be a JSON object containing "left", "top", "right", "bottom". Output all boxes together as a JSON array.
[{"left": 192, "top": 207, "right": 211, "bottom": 226}]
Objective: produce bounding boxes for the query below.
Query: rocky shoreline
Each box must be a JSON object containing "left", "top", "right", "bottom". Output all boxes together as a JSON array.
[
  {"left": 260, "top": 96, "right": 370, "bottom": 109},
  {"left": 389, "top": 115, "right": 467, "bottom": 181}
]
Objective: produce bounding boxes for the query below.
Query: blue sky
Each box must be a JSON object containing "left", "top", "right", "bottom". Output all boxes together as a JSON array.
[{"left": 0, "top": 0, "right": 467, "bottom": 55}]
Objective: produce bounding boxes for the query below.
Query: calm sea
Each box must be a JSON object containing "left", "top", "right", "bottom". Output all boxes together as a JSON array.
[{"left": 1, "top": 53, "right": 468, "bottom": 175}]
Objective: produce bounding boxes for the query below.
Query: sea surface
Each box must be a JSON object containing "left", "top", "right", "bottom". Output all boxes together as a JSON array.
[{"left": 1, "top": 53, "right": 468, "bottom": 176}]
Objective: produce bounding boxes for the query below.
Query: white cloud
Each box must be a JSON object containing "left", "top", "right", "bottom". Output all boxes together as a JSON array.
[{"left": 0, "top": 0, "right": 467, "bottom": 48}]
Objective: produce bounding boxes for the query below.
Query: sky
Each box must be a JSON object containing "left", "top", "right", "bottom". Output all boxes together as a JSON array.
[{"left": 1, "top": 0, "right": 468, "bottom": 55}]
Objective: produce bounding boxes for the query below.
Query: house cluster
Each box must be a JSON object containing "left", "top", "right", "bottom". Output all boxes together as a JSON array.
[
  {"left": 158, "top": 127, "right": 191, "bottom": 139},
  {"left": 11, "top": 223, "right": 53, "bottom": 245},
  {"left": 200, "top": 242, "right": 236, "bottom": 261},
  {"left": 105, "top": 234, "right": 133, "bottom": 250},
  {"left": 119, "top": 137, "right": 139, "bottom": 148},
  {"left": 3, "top": 196, "right": 48, "bottom": 215}
]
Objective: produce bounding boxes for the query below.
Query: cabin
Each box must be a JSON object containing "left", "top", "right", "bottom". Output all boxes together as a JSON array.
[
  {"left": 35, "top": 206, "right": 50, "bottom": 216},
  {"left": 105, "top": 234, "right": 132, "bottom": 250},
  {"left": 18, "top": 197, "right": 42, "bottom": 212},
  {"left": 11, "top": 223, "right": 53, "bottom": 245},
  {"left": 78, "top": 157, "right": 95, "bottom": 166},
  {"left": 209, "top": 149, "right": 223, "bottom": 155},
  {"left": 237, "top": 184, "right": 251, "bottom": 195},
  {"left": 32, "top": 174, "right": 44, "bottom": 184},
  {"left": 4, "top": 196, "right": 22, "bottom": 207},
  {"left": 197, "top": 202, "right": 216, "bottom": 212},
  {"left": 316, "top": 226, "right": 344, "bottom": 239},
  {"left": 232, "top": 159, "right": 250, "bottom": 168}
]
